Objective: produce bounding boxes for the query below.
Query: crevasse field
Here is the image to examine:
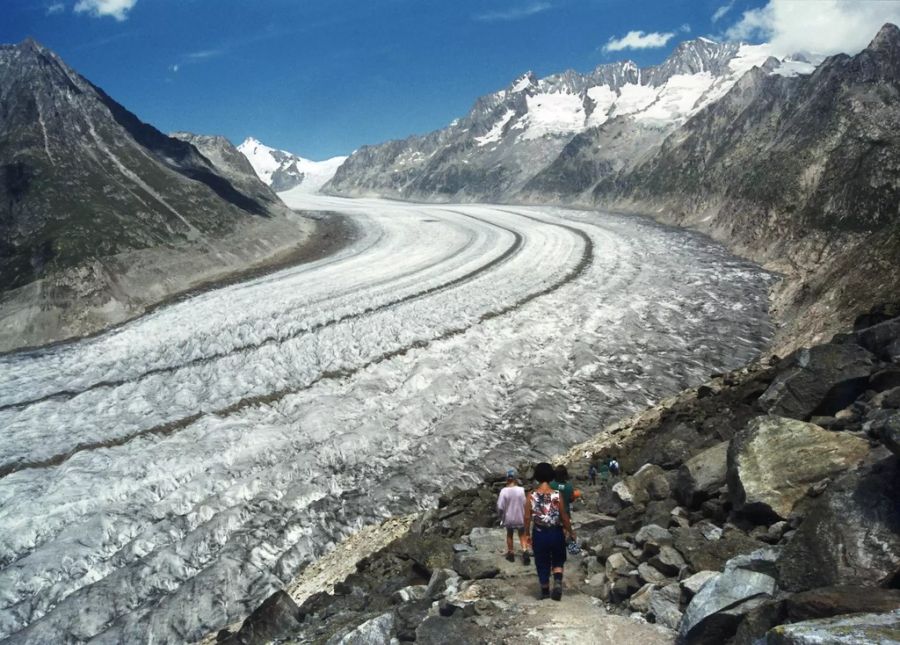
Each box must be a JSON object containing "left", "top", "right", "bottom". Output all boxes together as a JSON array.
[{"left": 0, "top": 195, "right": 773, "bottom": 643}]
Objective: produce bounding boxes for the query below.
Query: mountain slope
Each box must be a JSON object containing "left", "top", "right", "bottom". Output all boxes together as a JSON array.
[
  {"left": 238, "top": 137, "right": 347, "bottom": 193},
  {"left": 0, "top": 40, "right": 299, "bottom": 292},
  {"left": 0, "top": 39, "right": 320, "bottom": 351},
  {"left": 595, "top": 24, "right": 900, "bottom": 348},
  {"left": 325, "top": 38, "right": 813, "bottom": 202}
]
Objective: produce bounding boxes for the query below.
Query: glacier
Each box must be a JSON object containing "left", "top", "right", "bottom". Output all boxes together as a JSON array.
[{"left": 0, "top": 196, "right": 773, "bottom": 643}]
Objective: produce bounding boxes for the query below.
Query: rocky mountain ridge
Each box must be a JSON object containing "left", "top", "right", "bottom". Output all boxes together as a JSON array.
[
  {"left": 0, "top": 39, "right": 328, "bottom": 352},
  {"left": 589, "top": 23, "right": 900, "bottom": 350},
  {"left": 238, "top": 137, "right": 347, "bottom": 193},
  {"left": 325, "top": 37, "right": 813, "bottom": 202},
  {"left": 326, "top": 25, "right": 900, "bottom": 351}
]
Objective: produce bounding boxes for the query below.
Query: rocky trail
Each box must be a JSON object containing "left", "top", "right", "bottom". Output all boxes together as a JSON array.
[{"left": 215, "top": 305, "right": 900, "bottom": 644}]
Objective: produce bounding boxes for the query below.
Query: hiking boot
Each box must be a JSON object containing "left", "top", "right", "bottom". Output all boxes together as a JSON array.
[
  {"left": 522, "top": 551, "right": 531, "bottom": 566},
  {"left": 551, "top": 585, "right": 562, "bottom": 601},
  {"left": 505, "top": 552, "right": 514, "bottom": 562},
  {"left": 540, "top": 587, "right": 551, "bottom": 600}
]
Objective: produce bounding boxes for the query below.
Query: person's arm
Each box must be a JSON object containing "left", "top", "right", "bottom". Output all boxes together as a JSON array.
[
  {"left": 523, "top": 492, "right": 532, "bottom": 546},
  {"left": 497, "top": 490, "right": 506, "bottom": 515},
  {"left": 560, "top": 500, "right": 575, "bottom": 541}
]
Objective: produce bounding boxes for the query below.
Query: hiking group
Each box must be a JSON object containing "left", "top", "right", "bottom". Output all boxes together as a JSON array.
[{"left": 496, "top": 458, "right": 619, "bottom": 600}]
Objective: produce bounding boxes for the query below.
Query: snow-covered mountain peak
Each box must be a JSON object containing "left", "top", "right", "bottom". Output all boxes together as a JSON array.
[
  {"left": 238, "top": 137, "right": 347, "bottom": 193},
  {"left": 326, "top": 32, "right": 825, "bottom": 200}
]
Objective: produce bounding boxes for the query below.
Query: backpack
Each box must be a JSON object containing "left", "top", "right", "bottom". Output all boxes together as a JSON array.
[{"left": 609, "top": 459, "right": 620, "bottom": 476}]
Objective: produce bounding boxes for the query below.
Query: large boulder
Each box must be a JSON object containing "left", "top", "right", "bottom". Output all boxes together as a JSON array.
[
  {"left": 776, "top": 457, "right": 900, "bottom": 591},
  {"left": 671, "top": 525, "right": 765, "bottom": 573},
  {"left": 784, "top": 586, "right": 900, "bottom": 621},
  {"left": 226, "top": 590, "right": 302, "bottom": 645},
  {"left": 678, "top": 548, "right": 779, "bottom": 644},
  {"left": 856, "top": 317, "right": 900, "bottom": 362},
  {"left": 758, "top": 344, "right": 875, "bottom": 419},
  {"left": 765, "top": 610, "right": 900, "bottom": 644},
  {"left": 614, "top": 464, "right": 671, "bottom": 506},
  {"left": 727, "top": 415, "right": 870, "bottom": 521},
  {"left": 675, "top": 441, "right": 729, "bottom": 508}
]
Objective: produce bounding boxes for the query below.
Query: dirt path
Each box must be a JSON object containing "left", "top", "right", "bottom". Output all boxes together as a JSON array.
[{"left": 453, "top": 512, "right": 675, "bottom": 644}]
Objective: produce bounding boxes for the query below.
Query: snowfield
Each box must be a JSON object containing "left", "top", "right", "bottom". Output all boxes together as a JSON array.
[{"left": 0, "top": 196, "right": 773, "bottom": 643}]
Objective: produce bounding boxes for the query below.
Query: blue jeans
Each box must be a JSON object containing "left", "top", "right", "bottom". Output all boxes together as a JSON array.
[{"left": 532, "top": 525, "right": 566, "bottom": 586}]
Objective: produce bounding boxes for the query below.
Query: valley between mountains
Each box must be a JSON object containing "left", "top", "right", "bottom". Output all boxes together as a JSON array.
[
  {"left": 1, "top": 15, "right": 899, "bottom": 645},
  {"left": 0, "top": 193, "right": 772, "bottom": 643}
]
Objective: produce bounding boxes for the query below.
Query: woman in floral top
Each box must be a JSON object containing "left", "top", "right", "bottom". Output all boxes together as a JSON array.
[{"left": 524, "top": 462, "right": 576, "bottom": 600}]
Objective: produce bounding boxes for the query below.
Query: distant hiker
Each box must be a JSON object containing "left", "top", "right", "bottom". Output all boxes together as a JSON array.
[
  {"left": 598, "top": 459, "right": 611, "bottom": 484},
  {"left": 609, "top": 457, "right": 621, "bottom": 477},
  {"left": 588, "top": 463, "right": 598, "bottom": 485},
  {"left": 524, "top": 462, "right": 575, "bottom": 600},
  {"left": 550, "top": 465, "right": 575, "bottom": 517},
  {"left": 497, "top": 469, "right": 530, "bottom": 564}
]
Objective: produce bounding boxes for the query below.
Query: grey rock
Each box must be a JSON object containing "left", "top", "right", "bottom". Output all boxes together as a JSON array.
[
  {"left": 629, "top": 583, "right": 657, "bottom": 612},
  {"left": 649, "top": 545, "right": 687, "bottom": 577},
  {"left": 606, "top": 552, "right": 632, "bottom": 578},
  {"left": 415, "top": 615, "right": 491, "bottom": 644},
  {"left": 672, "top": 525, "right": 766, "bottom": 573},
  {"left": 452, "top": 553, "right": 499, "bottom": 580},
  {"left": 638, "top": 562, "right": 671, "bottom": 585},
  {"left": 675, "top": 441, "right": 729, "bottom": 508},
  {"left": 857, "top": 318, "right": 900, "bottom": 362},
  {"left": 634, "top": 524, "right": 674, "bottom": 549},
  {"left": 784, "top": 586, "right": 900, "bottom": 622},
  {"left": 228, "top": 590, "right": 301, "bottom": 645},
  {"left": 765, "top": 609, "right": 900, "bottom": 644},
  {"left": 611, "top": 575, "right": 643, "bottom": 603},
  {"left": 326, "top": 612, "right": 394, "bottom": 645},
  {"left": 727, "top": 415, "right": 870, "bottom": 521},
  {"left": 681, "top": 570, "right": 719, "bottom": 597},
  {"left": 649, "top": 585, "right": 684, "bottom": 630},
  {"left": 678, "top": 550, "right": 778, "bottom": 644},
  {"left": 425, "top": 569, "right": 459, "bottom": 599},
  {"left": 758, "top": 344, "right": 876, "bottom": 419},
  {"left": 390, "top": 585, "right": 427, "bottom": 604},
  {"left": 777, "top": 457, "right": 900, "bottom": 591}
]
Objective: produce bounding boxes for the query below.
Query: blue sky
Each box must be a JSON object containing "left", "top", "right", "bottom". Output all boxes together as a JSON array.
[{"left": 4, "top": 0, "right": 899, "bottom": 159}]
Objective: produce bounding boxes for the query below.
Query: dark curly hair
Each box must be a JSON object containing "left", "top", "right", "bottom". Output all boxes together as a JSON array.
[
  {"left": 533, "top": 462, "right": 555, "bottom": 483},
  {"left": 554, "top": 465, "right": 569, "bottom": 482}
]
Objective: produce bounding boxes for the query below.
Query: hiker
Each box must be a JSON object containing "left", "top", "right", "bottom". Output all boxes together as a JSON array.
[
  {"left": 550, "top": 465, "right": 575, "bottom": 517},
  {"left": 598, "top": 458, "right": 611, "bottom": 485},
  {"left": 497, "top": 469, "right": 530, "bottom": 564},
  {"left": 588, "top": 463, "right": 598, "bottom": 485},
  {"left": 609, "top": 457, "right": 621, "bottom": 477},
  {"left": 524, "top": 462, "right": 575, "bottom": 600}
]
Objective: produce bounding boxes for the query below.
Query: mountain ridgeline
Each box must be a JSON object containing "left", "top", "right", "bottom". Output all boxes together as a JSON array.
[
  {"left": 0, "top": 40, "right": 322, "bottom": 351},
  {"left": 326, "top": 25, "right": 900, "bottom": 348}
]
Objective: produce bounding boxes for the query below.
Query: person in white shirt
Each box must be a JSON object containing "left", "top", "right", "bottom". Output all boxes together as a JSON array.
[{"left": 497, "top": 468, "right": 530, "bottom": 564}]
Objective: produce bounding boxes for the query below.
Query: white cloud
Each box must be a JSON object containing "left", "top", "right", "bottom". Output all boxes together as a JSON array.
[
  {"left": 603, "top": 30, "right": 675, "bottom": 52},
  {"left": 726, "top": 0, "right": 900, "bottom": 56},
  {"left": 474, "top": 1, "right": 553, "bottom": 22},
  {"left": 46, "top": 2, "right": 65, "bottom": 15},
  {"left": 74, "top": 0, "right": 136, "bottom": 21},
  {"left": 712, "top": 0, "right": 736, "bottom": 23}
]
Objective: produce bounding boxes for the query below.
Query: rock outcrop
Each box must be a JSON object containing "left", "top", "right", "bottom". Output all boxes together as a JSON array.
[{"left": 727, "top": 416, "right": 870, "bottom": 521}]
